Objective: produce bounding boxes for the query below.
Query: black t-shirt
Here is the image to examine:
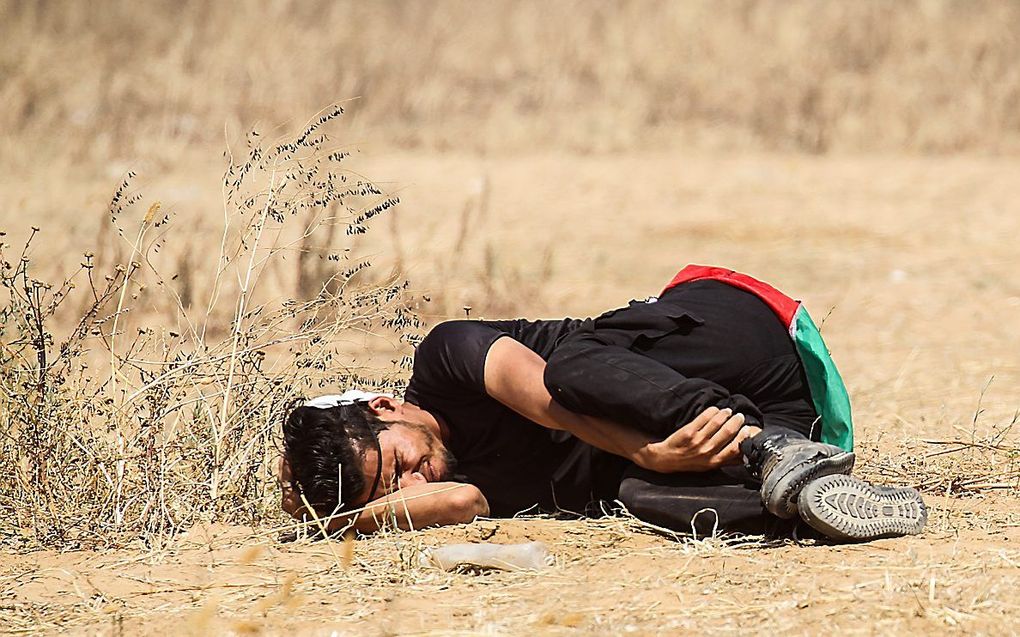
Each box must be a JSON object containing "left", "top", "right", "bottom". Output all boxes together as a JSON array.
[{"left": 403, "top": 319, "right": 628, "bottom": 517}]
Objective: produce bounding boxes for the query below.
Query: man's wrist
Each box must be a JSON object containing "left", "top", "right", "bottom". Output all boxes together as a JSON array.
[{"left": 634, "top": 442, "right": 659, "bottom": 471}]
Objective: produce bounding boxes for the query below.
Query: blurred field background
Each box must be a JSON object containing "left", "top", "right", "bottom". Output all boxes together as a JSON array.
[
  {"left": 2, "top": 0, "right": 1020, "bottom": 634},
  {"left": 6, "top": 0, "right": 1020, "bottom": 160}
]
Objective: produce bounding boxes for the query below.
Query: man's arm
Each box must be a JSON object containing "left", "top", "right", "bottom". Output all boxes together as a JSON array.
[
  {"left": 484, "top": 336, "right": 758, "bottom": 472},
  {"left": 344, "top": 482, "right": 488, "bottom": 533},
  {"left": 279, "top": 458, "right": 488, "bottom": 532}
]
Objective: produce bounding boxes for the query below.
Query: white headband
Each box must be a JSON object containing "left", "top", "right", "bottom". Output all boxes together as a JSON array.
[{"left": 303, "top": 390, "right": 393, "bottom": 409}]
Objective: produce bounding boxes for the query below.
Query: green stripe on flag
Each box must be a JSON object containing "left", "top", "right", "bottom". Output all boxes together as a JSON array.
[{"left": 791, "top": 307, "right": 854, "bottom": 451}]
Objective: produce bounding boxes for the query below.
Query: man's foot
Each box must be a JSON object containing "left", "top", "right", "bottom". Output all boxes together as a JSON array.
[
  {"left": 797, "top": 474, "right": 927, "bottom": 541},
  {"left": 742, "top": 431, "right": 855, "bottom": 519}
]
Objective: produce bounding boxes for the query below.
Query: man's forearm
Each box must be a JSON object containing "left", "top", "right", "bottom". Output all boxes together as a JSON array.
[
  {"left": 282, "top": 471, "right": 488, "bottom": 534},
  {"left": 485, "top": 336, "right": 656, "bottom": 465},
  {"left": 542, "top": 393, "right": 656, "bottom": 465},
  {"left": 307, "top": 482, "right": 489, "bottom": 534}
]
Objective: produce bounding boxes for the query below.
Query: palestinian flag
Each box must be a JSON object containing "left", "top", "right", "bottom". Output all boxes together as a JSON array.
[{"left": 662, "top": 265, "right": 854, "bottom": 451}]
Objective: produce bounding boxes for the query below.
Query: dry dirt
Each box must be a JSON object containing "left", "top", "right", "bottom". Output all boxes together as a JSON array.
[
  {"left": 3, "top": 151, "right": 1020, "bottom": 634},
  {"left": 6, "top": 494, "right": 1020, "bottom": 636}
]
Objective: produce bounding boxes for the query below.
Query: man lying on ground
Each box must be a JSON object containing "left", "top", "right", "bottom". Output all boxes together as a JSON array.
[{"left": 279, "top": 265, "right": 927, "bottom": 541}]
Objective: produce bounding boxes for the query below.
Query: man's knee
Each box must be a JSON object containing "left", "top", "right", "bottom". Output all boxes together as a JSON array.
[{"left": 542, "top": 340, "right": 589, "bottom": 408}]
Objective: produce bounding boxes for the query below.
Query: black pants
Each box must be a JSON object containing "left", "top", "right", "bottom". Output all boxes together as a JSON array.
[
  {"left": 546, "top": 281, "right": 819, "bottom": 535},
  {"left": 616, "top": 466, "right": 799, "bottom": 537}
]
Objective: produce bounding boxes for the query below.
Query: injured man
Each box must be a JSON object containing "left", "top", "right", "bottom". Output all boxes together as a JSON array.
[{"left": 279, "top": 265, "right": 927, "bottom": 541}]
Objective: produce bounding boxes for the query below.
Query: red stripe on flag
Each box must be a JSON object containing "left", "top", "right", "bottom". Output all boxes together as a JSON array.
[{"left": 662, "top": 264, "right": 801, "bottom": 326}]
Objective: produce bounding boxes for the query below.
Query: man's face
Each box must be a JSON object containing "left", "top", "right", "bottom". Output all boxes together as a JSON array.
[{"left": 354, "top": 422, "right": 456, "bottom": 505}]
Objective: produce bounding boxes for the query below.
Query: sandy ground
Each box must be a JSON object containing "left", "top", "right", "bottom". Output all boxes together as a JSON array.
[
  {"left": 3, "top": 151, "right": 1020, "bottom": 634},
  {"left": 4, "top": 494, "right": 1020, "bottom": 635}
]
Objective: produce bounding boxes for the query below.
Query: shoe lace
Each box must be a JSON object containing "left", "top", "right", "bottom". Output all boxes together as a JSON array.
[
  {"left": 745, "top": 437, "right": 785, "bottom": 480},
  {"left": 758, "top": 438, "right": 785, "bottom": 478}
]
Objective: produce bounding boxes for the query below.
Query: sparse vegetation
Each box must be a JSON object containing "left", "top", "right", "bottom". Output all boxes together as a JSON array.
[
  {"left": 2, "top": 1, "right": 1020, "bottom": 634},
  {"left": 0, "top": 108, "right": 421, "bottom": 549}
]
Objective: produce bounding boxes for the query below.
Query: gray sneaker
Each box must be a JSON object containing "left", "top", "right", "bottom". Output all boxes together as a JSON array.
[
  {"left": 742, "top": 431, "right": 855, "bottom": 519},
  {"left": 797, "top": 474, "right": 927, "bottom": 541}
]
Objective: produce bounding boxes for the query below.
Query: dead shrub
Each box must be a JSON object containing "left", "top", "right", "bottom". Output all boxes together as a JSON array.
[{"left": 0, "top": 106, "right": 421, "bottom": 549}]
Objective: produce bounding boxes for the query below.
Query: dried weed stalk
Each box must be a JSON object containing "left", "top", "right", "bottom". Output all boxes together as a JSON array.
[
  {"left": 857, "top": 397, "right": 1020, "bottom": 496},
  {"left": 0, "top": 107, "right": 421, "bottom": 549}
]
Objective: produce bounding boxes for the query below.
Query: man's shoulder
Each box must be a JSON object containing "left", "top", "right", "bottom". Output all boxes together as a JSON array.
[{"left": 410, "top": 321, "right": 506, "bottom": 396}]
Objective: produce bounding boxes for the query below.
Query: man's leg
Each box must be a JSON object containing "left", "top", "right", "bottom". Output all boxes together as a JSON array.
[
  {"left": 617, "top": 464, "right": 799, "bottom": 538},
  {"left": 741, "top": 421, "right": 855, "bottom": 519},
  {"left": 545, "top": 281, "right": 830, "bottom": 440},
  {"left": 740, "top": 367, "right": 856, "bottom": 520},
  {"left": 547, "top": 284, "right": 924, "bottom": 540},
  {"left": 749, "top": 387, "right": 925, "bottom": 540},
  {"left": 618, "top": 429, "right": 926, "bottom": 541},
  {"left": 545, "top": 299, "right": 855, "bottom": 521}
]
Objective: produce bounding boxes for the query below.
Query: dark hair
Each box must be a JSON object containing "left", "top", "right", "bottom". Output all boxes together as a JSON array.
[{"left": 282, "top": 401, "right": 391, "bottom": 514}]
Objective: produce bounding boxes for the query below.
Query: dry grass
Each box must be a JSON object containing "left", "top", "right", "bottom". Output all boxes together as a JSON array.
[
  {"left": 859, "top": 409, "right": 1020, "bottom": 497},
  {"left": 3, "top": 500, "right": 1018, "bottom": 634},
  {"left": 4, "top": 0, "right": 1020, "bottom": 166},
  {"left": 3, "top": 2, "right": 1020, "bottom": 634},
  {"left": 0, "top": 108, "right": 420, "bottom": 551},
  {"left": 4, "top": 144, "right": 1020, "bottom": 633},
  {"left": 4, "top": 147, "right": 1020, "bottom": 634}
]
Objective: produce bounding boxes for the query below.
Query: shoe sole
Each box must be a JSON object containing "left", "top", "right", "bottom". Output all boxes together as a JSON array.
[
  {"left": 761, "top": 451, "right": 856, "bottom": 519},
  {"left": 797, "top": 474, "right": 927, "bottom": 541}
]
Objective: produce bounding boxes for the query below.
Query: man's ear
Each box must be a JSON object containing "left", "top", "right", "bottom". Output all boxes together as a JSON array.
[{"left": 367, "top": 395, "right": 401, "bottom": 419}]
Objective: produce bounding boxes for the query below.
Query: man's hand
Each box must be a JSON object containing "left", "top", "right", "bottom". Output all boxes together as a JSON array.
[
  {"left": 638, "top": 407, "right": 760, "bottom": 473},
  {"left": 278, "top": 456, "right": 304, "bottom": 519}
]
